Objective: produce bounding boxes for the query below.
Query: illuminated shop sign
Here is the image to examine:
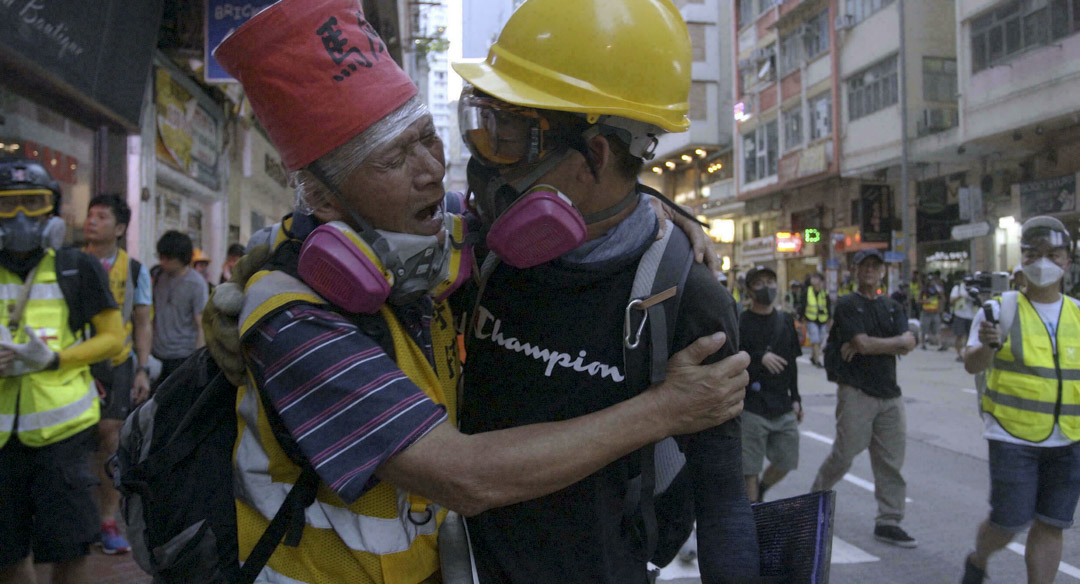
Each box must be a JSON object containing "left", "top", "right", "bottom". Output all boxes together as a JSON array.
[{"left": 775, "top": 232, "right": 803, "bottom": 253}]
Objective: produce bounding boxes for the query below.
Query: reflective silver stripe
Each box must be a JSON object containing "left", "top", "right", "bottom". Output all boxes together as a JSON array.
[
  {"left": 249, "top": 564, "right": 309, "bottom": 584},
  {"left": 0, "top": 282, "right": 63, "bottom": 301},
  {"left": 991, "top": 358, "right": 1072, "bottom": 380},
  {"left": 239, "top": 271, "right": 324, "bottom": 335},
  {"left": 234, "top": 387, "right": 438, "bottom": 555},
  {"left": 16, "top": 383, "right": 96, "bottom": 431},
  {"left": 984, "top": 388, "right": 1058, "bottom": 414},
  {"left": 1063, "top": 403, "right": 1080, "bottom": 416},
  {"left": 0, "top": 412, "right": 14, "bottom": 433}
]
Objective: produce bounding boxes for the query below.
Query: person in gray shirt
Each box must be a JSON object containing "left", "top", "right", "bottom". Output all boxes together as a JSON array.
[{"left": 151, "top": 231, "right": 208, "bottom": 387}]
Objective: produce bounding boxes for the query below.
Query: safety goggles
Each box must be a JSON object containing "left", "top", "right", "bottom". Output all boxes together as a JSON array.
[
  {"left": 459, "top": 88, "right": 562, "bottom": 168},
  {"left": 0, "top": 189, "right": 54, "bottom": 219}
]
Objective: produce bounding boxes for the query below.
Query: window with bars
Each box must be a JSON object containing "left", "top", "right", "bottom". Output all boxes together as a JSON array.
[
  {"left": 780, "top": 32, "right": 803, "bottom": 76},
  {"left": 971, "top": 0, "right": 1080, "bottom": 73},
  {"left": 809, "top": 92, "right": 832, "bottom": 140},
  {"left": 847, "top": 56, "right": 898, "bottom": 121},
  {"left": 804, "top": 10, "right": 831, "bottom": 58},
  {"left": 783, "top": 107, "right": 803, "bottom": 151},
  {"left": 844, "top": 0, "right": 895, "bottom": 25},
  {"left": 923, "top": 57, "right": 958, "bottom": 102},
  {"left": 739, "top": 0, "right": 756, "bottom": 28},
  {"left": 743, "top": 120, "right": 779, "bottom": 183}
]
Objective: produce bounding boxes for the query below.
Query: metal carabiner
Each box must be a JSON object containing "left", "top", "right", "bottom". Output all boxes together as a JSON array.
[{"left": 623, "top": 298, "right": 648, "bottom": 350}]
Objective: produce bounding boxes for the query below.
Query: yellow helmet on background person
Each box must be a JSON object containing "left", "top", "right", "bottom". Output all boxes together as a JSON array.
[
  {"left": 452, "top": 0, "right": 692, "bottom": 134},
  {"left": 191, "top": 248, "right": 211, "bottom": 266}
]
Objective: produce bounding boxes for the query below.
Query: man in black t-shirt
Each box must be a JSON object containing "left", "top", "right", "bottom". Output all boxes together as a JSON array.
[
  {"left": 812, "top": 249, "right": 918, "bottom": 548},
  {"left": 740, "top": 266, "right": 802, "bottom": 503}
]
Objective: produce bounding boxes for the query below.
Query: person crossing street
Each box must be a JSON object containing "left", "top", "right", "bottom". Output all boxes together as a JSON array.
[{"left": 961, "top": 216, "right": 1080, "bottom": 584}]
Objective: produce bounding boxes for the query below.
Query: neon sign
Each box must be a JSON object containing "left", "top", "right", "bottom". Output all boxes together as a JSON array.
[
  {"left": 803, "top": 228, "right": 821, "bottom": 244},
  {"left": 775, "top": 232, "right": 803, "bottom": 253}
]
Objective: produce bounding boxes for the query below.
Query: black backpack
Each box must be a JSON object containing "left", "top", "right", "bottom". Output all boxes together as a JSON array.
[{"left": 115, "top": 348, "right": 319, "bottom": 584}]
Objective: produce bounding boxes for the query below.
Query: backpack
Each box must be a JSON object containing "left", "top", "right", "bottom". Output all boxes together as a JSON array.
[{"left": 115, "top": 244, "right": 383, "bottom": 583}]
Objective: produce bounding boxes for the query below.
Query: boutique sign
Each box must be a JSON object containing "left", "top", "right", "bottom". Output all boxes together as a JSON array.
[{"left": 0, "top": 0, "right": 162, "bottom": 127}]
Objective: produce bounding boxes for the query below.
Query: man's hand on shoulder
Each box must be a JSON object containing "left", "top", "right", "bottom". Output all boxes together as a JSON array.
[{"left": 650, "top": 332, "right": 750, "bottom": 436}]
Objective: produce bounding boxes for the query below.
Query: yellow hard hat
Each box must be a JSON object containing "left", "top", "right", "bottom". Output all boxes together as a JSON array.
[
  {"left": 191, "top": 248, "right": 211, "bottom": 265},
  {"left": 452, "top": 0, "right": 692, "bottom": 133}
]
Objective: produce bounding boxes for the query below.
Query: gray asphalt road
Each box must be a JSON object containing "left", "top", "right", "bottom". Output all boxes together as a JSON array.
[{"left": 657, "top": 346, "right": 1080, "bottom": 583}]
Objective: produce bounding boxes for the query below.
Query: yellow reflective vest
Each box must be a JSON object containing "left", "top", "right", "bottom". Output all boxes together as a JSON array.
[
  {"left": 805, "top": 288, "right": 828, "bottom": 323},
  {"left": 983, "top": 294, "right": 1080, "bottom": 442},
  {"left": 233, "top": 264, "right": 459, "bottom": 584},
  {"left": 0, "top": 250, "right": 98, "bottom": 448}
]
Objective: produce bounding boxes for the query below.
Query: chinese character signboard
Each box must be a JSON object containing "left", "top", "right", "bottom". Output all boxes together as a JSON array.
[{"left": 860, "top": 184, "right": 892, "bottom": 243}]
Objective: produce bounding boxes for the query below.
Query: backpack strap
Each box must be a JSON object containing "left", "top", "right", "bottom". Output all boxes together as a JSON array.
[
  {"left": 236, "top": 463, "right": 320, "bottom": 584},
  {"left": 621, "top": 222, "right": 693, "bottom": 562},
  {"left": 54, "top": 247, "right": 88, "bottom": 333}
]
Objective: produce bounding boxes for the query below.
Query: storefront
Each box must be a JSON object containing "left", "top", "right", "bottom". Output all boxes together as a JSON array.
[{"left": 0, "top": 0, "right": 162, "bottom": 251}]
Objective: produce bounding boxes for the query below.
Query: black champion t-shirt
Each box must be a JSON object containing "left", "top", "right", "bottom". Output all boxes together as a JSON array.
[{"left": 829, "top": 293, "right": 908, "bottom": 398}]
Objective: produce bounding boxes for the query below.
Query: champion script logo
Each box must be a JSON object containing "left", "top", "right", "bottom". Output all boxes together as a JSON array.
[{"left": 474, "top": 306, "right": 625, "bottom": 381}]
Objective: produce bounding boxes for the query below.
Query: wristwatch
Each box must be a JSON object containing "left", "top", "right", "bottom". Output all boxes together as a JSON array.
[{"left": 137, "top": 365, "right": 151, "bottom": 376}]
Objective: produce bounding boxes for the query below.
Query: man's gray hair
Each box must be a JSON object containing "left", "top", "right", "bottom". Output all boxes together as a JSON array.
[{"left": 291, "top": 95, "right": 428, "bottom": 214}]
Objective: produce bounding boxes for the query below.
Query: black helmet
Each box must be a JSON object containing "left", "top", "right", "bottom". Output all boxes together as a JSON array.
[{"left": 0, "top": 157, "right": 61, "bottom": 213}]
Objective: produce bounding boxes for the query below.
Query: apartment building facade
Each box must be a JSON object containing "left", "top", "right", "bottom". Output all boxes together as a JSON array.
[{"left": 639, "top": 0, "right": 738, "bottom": 272}]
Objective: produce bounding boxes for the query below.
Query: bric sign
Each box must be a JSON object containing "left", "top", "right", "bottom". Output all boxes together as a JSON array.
[{"left": 205, "top": 2, "right": 276, "bottom": 83}]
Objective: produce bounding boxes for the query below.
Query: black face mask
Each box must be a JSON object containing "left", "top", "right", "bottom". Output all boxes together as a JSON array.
[{"left": 753, "top": 286, "right": 778, "bottom": 306}]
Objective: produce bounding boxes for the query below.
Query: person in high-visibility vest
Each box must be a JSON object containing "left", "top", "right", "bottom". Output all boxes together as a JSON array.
[
  {"left": 919, "top": 275, "right": 946, "bottom": 350},
  {"left": 82, "top": 193, "right": 153, "bottom": 555},
  {"left": 0, "top": 158, "right": 124, "bottom": 584},
  {"left": 909, "top": 271, "right": 922, "bottom": 319},
  {"left": 961, "top": 216, "right": 1080, "bottom": 584},
  {"left": 799, "top": 272, "right": 831, "bottom": 368}
]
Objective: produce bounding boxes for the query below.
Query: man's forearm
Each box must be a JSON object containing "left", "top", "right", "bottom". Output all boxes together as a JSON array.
[
  {"left": 133, "top": 305, "right": 152, "bottom": 367},
  {"left": 964, "top": 344, "right": 995, "bottom": 374},
  {"left": 854, "top": 334, "right": 908, "bottom": 356},
  {"left": 379, "top": 388, "right": 676, "bottom": 517},
  {"left": 194, "top": 314, "right": 205, "bottom": 349}
]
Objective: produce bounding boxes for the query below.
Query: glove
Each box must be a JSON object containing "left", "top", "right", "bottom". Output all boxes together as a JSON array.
[
  {"left": 204, "top": 244, "right": 271, "bottom": 387},
  {"left": 0, "top": 326, "right": 57, "bottom": 375}
]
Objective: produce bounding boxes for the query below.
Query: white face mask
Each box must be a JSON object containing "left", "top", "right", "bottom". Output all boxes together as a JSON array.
[{"left": 1022, "top": 257, "right": 1065, "bottom": 288}]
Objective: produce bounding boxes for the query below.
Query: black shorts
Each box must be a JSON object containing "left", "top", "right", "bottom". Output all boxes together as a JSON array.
[
  {"left": 0, "top": 430, "right": 100, "bottom": 566},
  {"left": 92, "top": 356, "right": 134, "bottom": 421}
]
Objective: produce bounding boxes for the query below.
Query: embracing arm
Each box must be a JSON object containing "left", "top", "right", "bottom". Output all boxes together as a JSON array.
[{"left": 379, "top": 333, "right": 749, "bottom": 516}]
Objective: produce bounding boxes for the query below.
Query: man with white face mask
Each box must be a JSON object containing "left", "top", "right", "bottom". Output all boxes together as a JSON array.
[{"left": 961, "top": 215, "right": 1080, "bottom": 584}]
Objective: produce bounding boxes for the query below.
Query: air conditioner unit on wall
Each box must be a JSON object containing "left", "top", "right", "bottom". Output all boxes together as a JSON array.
[
  {"left": 834, "top": 14, "right": 855, "bottom": 31},
  {"left": 752, "top": 46, "right": 775, "bottom": 61}
]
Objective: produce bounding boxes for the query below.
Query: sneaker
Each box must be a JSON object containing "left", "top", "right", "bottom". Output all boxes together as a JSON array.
[
  {"left": 962, "top": 553, "right": 987, "bottom": 584},
  {"left": 99, "top": 520, "right": 131, "bottom": 554},
  {"left": 873, "top": 524, "right": 917, "bottom": 548}
]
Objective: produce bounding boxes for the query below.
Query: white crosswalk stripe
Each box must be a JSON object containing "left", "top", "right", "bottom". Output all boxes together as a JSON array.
[
  {"left": 1006, "top": 543, "right": 1080, "bottom": 580},
  {"left": 800, "top": 431, "right": 914, "bottom": 502}
]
